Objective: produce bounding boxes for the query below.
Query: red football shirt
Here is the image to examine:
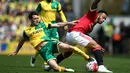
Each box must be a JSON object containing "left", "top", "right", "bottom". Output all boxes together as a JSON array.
[{"left": 69, "top": 9, "right": 98, "bottom": 34}]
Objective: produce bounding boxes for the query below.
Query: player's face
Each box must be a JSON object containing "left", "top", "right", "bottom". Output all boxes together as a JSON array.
[
  {"left": 31, "top": 15, "right": 40, "bottom": 26},
  {"left": 98, "top": 13, "right": 107, "bottom": 24}
]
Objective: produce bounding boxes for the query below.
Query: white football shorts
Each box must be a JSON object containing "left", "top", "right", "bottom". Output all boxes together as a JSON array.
[{"left": 66, "top": 31, "right": 92, "bottom": 47}]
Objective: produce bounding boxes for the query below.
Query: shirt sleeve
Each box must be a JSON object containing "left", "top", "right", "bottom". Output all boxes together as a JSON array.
[
  {"left": 57, "top": 3, "right": 67, "bottom": 22},
  {"left": 36, "top": 3, "right": 41, "bottom": 14},
  {"left": 23, "top": 31, "right": 29, "bottom": 41},
  {"left": 57, "top": 3, "right": 62, "bottom": 12}
]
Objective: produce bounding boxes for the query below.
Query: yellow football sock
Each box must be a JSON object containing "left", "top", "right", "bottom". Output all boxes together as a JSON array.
[
  {"left": 58, "top": 66, "right": 66, "bottom": 72},
  {"left": 72, "top": 46, "right": 90, "bottom": 60},
  {"left": 44, "top": 61, "right": 47, "bottom": 65}
]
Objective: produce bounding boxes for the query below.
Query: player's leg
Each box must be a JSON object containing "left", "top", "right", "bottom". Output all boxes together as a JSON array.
[
  {"left": 47, "top": 59, "right": 74, "bottom": 72},
  {"left": 56, "top": 29, "right": 73, "bottom": 64},
  {"left": 86, "top": 39, "right": 104, "bottom": 66},
  {"left": 39, "top": 41, "right": 75, "bottom": 72},
  {"left": 66, "top": 32, "right": 112, "bottom": 73},
  {"left": 65, "top": 32, "right": 91, "bottom": 60},
  {"left": 56, "top": 52, "right": 72, "bottom": 64},
  {"left": 30, "top": 51, "right": 48, "bottom": 67},
  {"left": 30, "top": 51, "right": 39, "bottom": 67},
  {"left": 41, "top": 28, "right": 58, "bottom": 70},
  {"left": 86, "top": 39, "right": 112, "bottom": 73},
  {"left": 50, "top": 28, "right": 72, "bottom": 65},
  {"left": 58, "top": 42, "right": 92, "bottom": 61},
  {"left": 66, "top": 31, "right": 104, "bottom": 64}
]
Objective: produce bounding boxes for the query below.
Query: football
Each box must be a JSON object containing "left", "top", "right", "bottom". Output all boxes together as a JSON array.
[{"left": 86, "top": 61, "right": 98, "bottom": 72}]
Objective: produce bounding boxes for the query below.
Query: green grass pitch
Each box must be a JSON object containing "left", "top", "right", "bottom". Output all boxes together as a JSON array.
[{"left": 0, "top": 55, "right": 130, "bottom": 73}]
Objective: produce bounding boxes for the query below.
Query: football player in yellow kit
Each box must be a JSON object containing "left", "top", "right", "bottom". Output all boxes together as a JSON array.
[{"left": 30, "top": 0, "right": 71, "bottom": 70}]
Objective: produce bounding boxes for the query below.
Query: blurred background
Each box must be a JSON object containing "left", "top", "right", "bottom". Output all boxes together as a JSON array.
[{"left": 0, "top": 0, "right": 130, "bottom": 55}]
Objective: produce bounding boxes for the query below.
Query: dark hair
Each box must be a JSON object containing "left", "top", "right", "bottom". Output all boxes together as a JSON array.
[
  {"left": 28, "top": 11, "right": 38, "bottom": 20},
  {"left": 98, "top": 10, "right": 108, "bottom": 15}
]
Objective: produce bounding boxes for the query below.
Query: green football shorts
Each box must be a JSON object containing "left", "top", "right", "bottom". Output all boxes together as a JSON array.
[{"left": 39, "top": 41, "right": 59, "bottom": 62}]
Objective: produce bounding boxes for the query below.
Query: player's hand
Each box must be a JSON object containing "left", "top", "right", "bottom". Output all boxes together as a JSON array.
[
  {"left": 69, "top": 20, "right": 79, "bottom": 25},
  {"left": 101, "top": 48, "right": 105, "bottom": 52},
  {"left": 9, "top": 52, "right": 17, "bottom": 56},
  {"left": 72, "top": 20, "right": 79, "bottom": 23},
  {"left": 64, "top": 26, "right": 68, "bottom": 31}
]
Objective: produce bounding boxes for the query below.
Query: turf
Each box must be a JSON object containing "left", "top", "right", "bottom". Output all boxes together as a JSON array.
[{"left": 0, "top": 55, "right": 130, "bottom": 73}]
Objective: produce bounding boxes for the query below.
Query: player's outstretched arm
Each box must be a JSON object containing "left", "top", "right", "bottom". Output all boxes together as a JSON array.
[
  {"left": 9, "top": 37, "right": 25, "bottom": 56},
  {"left": 91, "top": 0, "right": 101, "bottom": 10},
  {"left": 50, "top": 20, "right": 79, "bottom": 28}
]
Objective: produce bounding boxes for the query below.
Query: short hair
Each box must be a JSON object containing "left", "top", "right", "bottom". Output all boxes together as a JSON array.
[
  {"left": 28, "top": 11, "right": 38, "bottom": 20},
  {"left": 98, "top": 10, "right": 108, "bottom": 15}
]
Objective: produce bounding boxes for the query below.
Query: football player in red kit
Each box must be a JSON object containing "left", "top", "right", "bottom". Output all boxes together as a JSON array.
[{"left": 66, "top": 0, "right": 112, "bottom": 73}]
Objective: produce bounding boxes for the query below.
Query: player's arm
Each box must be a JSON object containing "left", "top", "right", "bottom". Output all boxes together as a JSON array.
[
  {"left": 57, "top": 3, "right": 67, "bottom": 22},
  {"left": 49, "top": 20, "right": 79, "bottom": 28},
  {"left": 58, "top": 10, "right": 67, "bottom": 22},
  {"left": 9, "top": 31, "right": 28, "bottom": 56},
  {"left": 57, "top": 3, "right": 68, "bottom": 30},
  {"left": 91, "top": 0, "right": 101, "bottom": 10}
]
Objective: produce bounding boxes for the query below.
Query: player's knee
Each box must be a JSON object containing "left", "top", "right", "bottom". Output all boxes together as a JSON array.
[
  {"left": 59, "top": 43, "right": 70, "bottom": 50},
  {"left": 92, "top": 46, "right": 102, "bottom": 52},
  {"left": 89, "top": 42, "right": 102, "bottom": 52}
]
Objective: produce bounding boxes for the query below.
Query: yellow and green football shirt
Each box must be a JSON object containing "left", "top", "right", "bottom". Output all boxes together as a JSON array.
[
  {"left": 36, "top": 0, "right": 67, "bottom": 40},
  {"left": 36, "top": 0, "right": 62, "bottom": 23},
  {"left": 23, "top": 22, "right": 51, "bottom": 47}
]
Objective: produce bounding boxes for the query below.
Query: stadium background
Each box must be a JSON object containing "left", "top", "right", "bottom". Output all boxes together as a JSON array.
[
  {"left": 0, "top": 0, "right": 130, "bottom": 55},
  {"left": 0, "top": 0, "right": 130, "bottom": 73}
]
